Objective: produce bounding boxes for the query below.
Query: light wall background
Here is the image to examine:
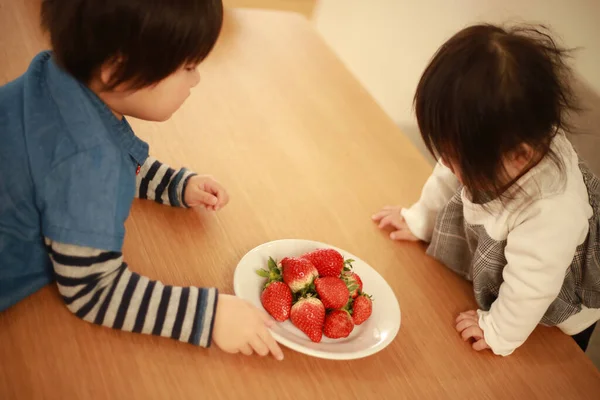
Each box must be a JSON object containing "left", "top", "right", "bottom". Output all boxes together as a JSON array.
[{"left": 313, "top": 0, "right": 600, "bottom": 170}]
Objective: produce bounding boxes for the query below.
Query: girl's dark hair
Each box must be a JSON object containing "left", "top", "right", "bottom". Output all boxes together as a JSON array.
[
  {"left": 41, "top": 0, "right": 224, "bottom": 90},
  {"left": 414, "top": 24, "right": 578, "bottom": 203}
]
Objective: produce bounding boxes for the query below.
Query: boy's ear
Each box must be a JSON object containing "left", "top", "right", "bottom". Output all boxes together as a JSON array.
[{"left": 98, "top": 55, "right": 124, "bottom": 89}]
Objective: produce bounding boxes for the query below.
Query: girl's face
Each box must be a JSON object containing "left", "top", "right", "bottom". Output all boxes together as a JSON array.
[{"left": 92, "top": 64, "right": 201, "bottom": 121}]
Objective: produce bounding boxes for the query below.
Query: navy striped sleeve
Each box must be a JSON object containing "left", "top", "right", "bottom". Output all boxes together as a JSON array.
[
  {"left": 135, "top": 156, "right": 196, "bottom": 207},
  {"left": 46, "top": 238, "right": 218, "bottom": 347}
]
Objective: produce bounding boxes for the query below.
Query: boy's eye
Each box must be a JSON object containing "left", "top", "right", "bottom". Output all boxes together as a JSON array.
[{"left": 185, "top": 66, "right": 197, "bottom": 72}]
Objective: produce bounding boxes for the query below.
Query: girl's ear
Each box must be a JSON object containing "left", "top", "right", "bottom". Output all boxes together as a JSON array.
[{"left": 509, "top": 143, "right": 536, "bottom": 169}]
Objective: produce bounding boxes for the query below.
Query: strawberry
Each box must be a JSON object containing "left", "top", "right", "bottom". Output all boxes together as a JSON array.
[
  {"left": 323, "top": 309, "right": 354, "bottom": 339},
  {"left": 302, "top": 249, "right": 350, "bottom": 277},
  {"left": 314, "top": 277, "right": 350, "bottom": 309},
  {"left": 260, "top": 282, "right": 293, "bottom": 322},
  {"left": 351, "top": 293, "right": 373, "bottom": 325},
  {"left": 342, "top": 271, "right": 363, "bottom": 298},
  {"left": 290, "top": 296, "right": 325, "bottom": 343},
  {"left": 281, "top": 257, "right": 318, "bottom": 293}
]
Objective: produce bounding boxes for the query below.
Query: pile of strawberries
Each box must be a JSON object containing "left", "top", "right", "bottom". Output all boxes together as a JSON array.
[{"left": 256, "top": 248, "right": 373, "bottom": 343}]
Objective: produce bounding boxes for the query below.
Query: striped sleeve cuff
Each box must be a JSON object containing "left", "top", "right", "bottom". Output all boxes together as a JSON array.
[
  {"left": 188, "top": 288, "right": 219, "bottom": 347},
  {"left": 136, "top": 156, "right": 197, "bottom": 208},
  {"left": 172, "top": 168, "right": 197, "bottom": 208}
]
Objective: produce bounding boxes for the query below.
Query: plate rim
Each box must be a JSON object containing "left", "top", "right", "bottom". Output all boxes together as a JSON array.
[{"left": 233, "top": 238, "right": 401, "bottom": 360}]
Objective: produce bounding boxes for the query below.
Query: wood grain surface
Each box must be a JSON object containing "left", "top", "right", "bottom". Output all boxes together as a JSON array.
[{"left": 1, "top": 2, "right": 599, "bottom": 399}]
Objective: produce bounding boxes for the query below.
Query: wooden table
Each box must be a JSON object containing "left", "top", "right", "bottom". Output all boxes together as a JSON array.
[{"left": 1, "top": 3, "right": 600, "bottom": 399}]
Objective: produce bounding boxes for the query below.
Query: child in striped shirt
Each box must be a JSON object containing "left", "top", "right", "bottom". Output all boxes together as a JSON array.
[
  {"left": 0, "top": 0, "right": 282, "bottom": 360},
  {"left": 373, "top": 24, "right": 600, "bottom": 356}
]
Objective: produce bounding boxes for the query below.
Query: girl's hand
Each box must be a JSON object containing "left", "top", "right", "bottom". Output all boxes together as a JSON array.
[
  {"left": 371, "top": 206, "right": 419, "bottom": 241},
  {"left": 212, "top": 294, "right": 284, "bottom": 360},
  {"left": 184, "top": 175, "right": 230, "bottom": 211},
  {"left": 455, "top": 310, "right": 490, "bottom": 351}
]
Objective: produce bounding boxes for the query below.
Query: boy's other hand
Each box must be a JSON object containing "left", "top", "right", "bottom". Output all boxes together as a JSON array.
[
  {"left": 185, "top": 175, "right": 230, "bottom": 211},
  {"left": 212, "top": 294, "right": 284, "bottom": 361},
  {"left": 372, "top": 206, "right": 419, "bottom": 241}
]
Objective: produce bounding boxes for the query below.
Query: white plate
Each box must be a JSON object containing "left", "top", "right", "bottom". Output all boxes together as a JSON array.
[{"left": 233, "top": 239, "right": 401, "bottom": 360}]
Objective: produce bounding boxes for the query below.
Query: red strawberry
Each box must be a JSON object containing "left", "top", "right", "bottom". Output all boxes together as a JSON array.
[
  {"left": 290, "top": 297, "right": 325, "bottom": 343},
  {"left": 314, "top": 277, "right": 350, "bottom": 309},
  {"left": 323, "top": 310, "right": 354, "bottom": 339},
  {"left": 352, "top": 294, "right": 373, "bottom": 325},
  {"left": 281, "top": 257, "right": 318, "bottom": 293},
  {"left": 343, "top": 271, "right": 363, "bottom": 298},
  {"left": 302, "top": 249, "right": 347, "bottom": 277},
  {"left": 260, "top": 282, "right": 293, "bottom": 322}
]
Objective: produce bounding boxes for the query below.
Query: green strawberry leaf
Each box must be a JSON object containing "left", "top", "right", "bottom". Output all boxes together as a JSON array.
[
  {"left": 256, "top": 269, "right": 270, "bottom": 278},
  {"left": 258, "top": 257, "right": 284, "bottom": 282},
  {"left": 343, "top": 259, "right": 355, "bottom": 272},
  {"left": 268, "top": 257, "right": 279, "bottom": 272},
  {"left": 362, "top": 292, "right": 374, "bottom": 301},
  {"left": 344, "top": 297, "right": 354, "bottom": 313},
  {"left": 346, "top": 283, "right": 359, "bottom": 293}
]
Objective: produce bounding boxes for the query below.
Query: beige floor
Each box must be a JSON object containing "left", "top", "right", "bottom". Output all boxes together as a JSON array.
[{"left": 224, "top": 0, "right": 316, "bottom": 17}]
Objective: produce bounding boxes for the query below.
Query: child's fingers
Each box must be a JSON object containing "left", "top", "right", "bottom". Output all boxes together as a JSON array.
[
  {"left": 212, "top": 186, "right": 230, "bottom": 210},
  {"left": 378, "top": 214, "right": 398, "bottom": 229},
  {"left": 371, "top": 210, "right": 391, "bottom": 222},
  {"left": 472, "top": 338, "right": 489, "bottom": 351},
  {"left": 197, "top": 191, "right": 218, "bottom": 206},
  {"left": 455, "top": 310, "right": 478, "bottom": 323},
  {"left": 461, "top": 326, "right": 483, "bottom": 342},
  {"left": 455, "top": 313, "right": 474, "bottom": 324},
  {"left": 207, "top": 180, "right": 228, "bottom": 199},
  {"left": 250, "top": 336, "right": 269, "bottom": 357},
  {"left": 218, "top": 189, "right": 230, "bottom": 207},
  {"left": 239, "top": 344, "right": 253, "bottom": 356},
  {"left": 258, "top": 310, "right": 276, "bottom": 327},
  {"left": 390, "top": 230, "right": 416, "bottom": 241},
  {"left": 455, "top": 318, "right": 477, "bottom": 333},
  {"left": 259, "top": 329, "right": 284, "bottom": 361}
]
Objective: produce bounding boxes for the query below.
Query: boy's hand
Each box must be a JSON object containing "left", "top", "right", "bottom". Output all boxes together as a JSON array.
[
  {"left": 455, "top": 310, "right": 490, "bottom": 351},
  {"left": 184, "top": 175, "right": 229, "bottom": 211},
  {"left": 212, "top": 294, "right": 284, "bottom": 360},
  {"left": 372, "top": 206, "right": 419, "bottom": 241}
]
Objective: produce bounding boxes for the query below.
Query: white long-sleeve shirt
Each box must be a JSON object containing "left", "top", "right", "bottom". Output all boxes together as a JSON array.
[{"left": 402, "top": 134, "right": 600, "bottom": 356}]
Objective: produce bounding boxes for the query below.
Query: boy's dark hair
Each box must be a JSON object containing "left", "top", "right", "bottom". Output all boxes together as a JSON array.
[
  {"left": 41, "top": 0, "right": 224, "bottom": 90},
  {"left": 414, "top": 24, "right": 578, "bottom": 203}
]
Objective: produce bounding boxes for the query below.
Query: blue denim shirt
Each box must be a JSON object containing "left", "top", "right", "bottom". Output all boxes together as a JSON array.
[{"left": 0, "top": 51, "right": 149, "bottom": 311}]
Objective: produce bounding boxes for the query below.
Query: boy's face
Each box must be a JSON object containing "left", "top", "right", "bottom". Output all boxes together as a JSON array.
[{"left": 95, "top": 64, "right": 201, "bottom": 122}]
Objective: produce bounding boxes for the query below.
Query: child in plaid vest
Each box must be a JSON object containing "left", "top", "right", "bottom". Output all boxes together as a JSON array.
[{"left": 373, "top": 24, "right": 600, "bottom": 356}]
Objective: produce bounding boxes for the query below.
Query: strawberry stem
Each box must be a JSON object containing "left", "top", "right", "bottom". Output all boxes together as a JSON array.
[
  {"left": 343, "top": 297, "right": 354, "bottom": 314},
  {"left": 343, "top": 259, "right": 355, "bottom": 272},
  {"left": 256, "top": 257, "right": 283, "bottom": 284}
]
